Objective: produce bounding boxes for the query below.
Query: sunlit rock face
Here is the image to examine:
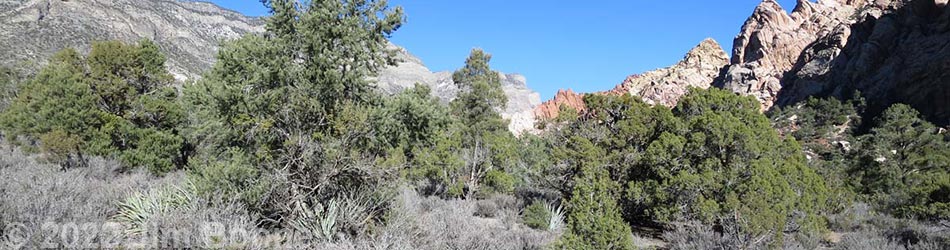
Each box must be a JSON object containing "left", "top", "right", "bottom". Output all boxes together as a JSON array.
[
  {"left": 775, "top": 0, "right": 950, "bottom": 125},
  {"left": 715, "top": 0, "right": 867, "bottom": 109}
]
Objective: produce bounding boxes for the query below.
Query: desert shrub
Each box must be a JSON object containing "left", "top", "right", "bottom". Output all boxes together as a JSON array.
[
  {"left": 522, "top": 201, "right": 550, "bottom": 230},
  {"left": 293, "top": 187, "right": 556, "bottom": 249},
  {"left": 0, "top": 144, "right": 179, "bottom": 248},
  {"left": 474, "top": 194, "right": 521, "bottom": 218},
  {"left": 550, "top": 88, "right": 831, "bottom": 246},
  {"left": 0, "top": 40, "right": 189, "bottom": 174},
  {"left": 663, "top": 221, "right": 825, "bottom": 250},
  {"left": 134, "top": 198, "right": 264, "bottom": 249}
]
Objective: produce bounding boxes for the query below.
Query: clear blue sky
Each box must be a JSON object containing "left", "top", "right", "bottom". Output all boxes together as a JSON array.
[{"left": 208, "top": 0, "right": 801, "bottom": 100}]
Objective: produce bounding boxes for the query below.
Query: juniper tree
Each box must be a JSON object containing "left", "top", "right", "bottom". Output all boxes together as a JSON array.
[
  {"left": 555, "top": 136, "right": 634, "bottom": 250},
  {"left": 852, "top": 104, "right": 950, "bottom": 220},
  {"left": 0, "top": 41, "right": 187, "bottom": 174},
  {"left": 184, "top": 0, "right": 405, "bottom": 224},
  {"left": 448, "top": 49, "right": 517, "bottom": 197}
]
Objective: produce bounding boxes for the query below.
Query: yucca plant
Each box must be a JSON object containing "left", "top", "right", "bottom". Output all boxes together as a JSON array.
[
  {"left": 114, "top": 182, "right": 195, "bottom": 235},
  {"left": 290, "top": 199, "right": 340, "bottom": 242},
  {"left": 544, "top": 201, "right": 565, "bottom": 231}
]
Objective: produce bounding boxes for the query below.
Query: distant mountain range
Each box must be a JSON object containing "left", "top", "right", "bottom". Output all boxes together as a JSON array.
[{"left": 2, "top": 0, "right": 948, "bottom": 133}]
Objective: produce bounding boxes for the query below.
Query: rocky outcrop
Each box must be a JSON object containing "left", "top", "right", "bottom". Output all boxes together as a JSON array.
[
  {"left": 535, "top": 38, "right": 728, "bottom": 121},
  {"left": 715, "top": 0, "right": 866, "bottom": 109},
  {"left": 608, "top": 38, "right": 729, "bottom": 107},
  {"left": 534, "top": 89, "right": 586, "bottom": 121},
  {"left": 777, "top": 0, "right": 950, "bottom": 125},
  {"left": 376, "top": 46, "right": 543, "bottom": 135},
  {"left": 0, "top": 0, "right": 264, "bottom": 81}
]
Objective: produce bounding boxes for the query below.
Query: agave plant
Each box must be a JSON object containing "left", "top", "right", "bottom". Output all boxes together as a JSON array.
[
  {"left": 544, "top": 201, "right": 565, "bottom": 232},
  {"left": 114, "top": 182, "right": 195, "bottom": 235},
  {"left": 290, "top": 199, "right": 340, "bottom": 242}
]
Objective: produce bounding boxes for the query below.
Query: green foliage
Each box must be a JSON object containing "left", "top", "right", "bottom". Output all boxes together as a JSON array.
[
  {"left": 523, "top": 200, "right": 551, "bottom": 230},
  {"left": 375, "top": 84, "right": 451, "bottom": 161},
  {"left": 38, "top": 129, "right": 86, "bottom": 168},
  {"left": 0, "top": 41, "right": 188, "bottom": 174},
  {"left": 188, "top": 149, "right": 266, "bottom": 211},
  {"left": 0, "top": 66, "right": 19, "bottom": 110},
  {"left": 483, "top": 169, "right": 515, "bottom": 194},
  {"left": 852, "top": 104, "right": 950, "bottom": 220},
  {"left": 451, "top": 49, "right": 508, "bottom": 135},
  {"left": 555, "top": 136, "right": 634, "bottom": 250},
  {"left": 552, "top": 88, "right": 831, "bottom": 246},
  {"left": 183, "top": 0, "right": 405, "bottom": 226}
]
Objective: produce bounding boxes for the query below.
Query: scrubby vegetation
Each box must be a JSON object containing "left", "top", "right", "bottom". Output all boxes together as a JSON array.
[{"left": 0, "top": 0, "right": 947, "bottom": 249}]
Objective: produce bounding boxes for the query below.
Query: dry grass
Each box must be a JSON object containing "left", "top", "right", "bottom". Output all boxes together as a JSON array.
[
  {"left": 0, "top": 144, "right": 261, "bottom": 249},
  {"left": 307, "top": 187, "right": 559, "bottom": 250}
]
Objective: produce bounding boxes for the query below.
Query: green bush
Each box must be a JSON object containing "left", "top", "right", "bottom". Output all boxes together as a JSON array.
[
  {"left": 483, "top": 169, "right": 515, "bottom": 195},
  {"left": 0, "top": 41, "right": 188, "bottom": 174},
  {"left": 555, "top": 136, "right": 635, "bottom": 250},
  {"left": 851, "top": 104, "right": 950, "bottom": 221},
  {"left": 551, "top": 88, "right": 832, "bottom": 246},
  {"left": 522, "top": 200, "right": 551, "bottom": 230},
  {"left": 38, "top": 129, "right": 86, "bottom": 168}
]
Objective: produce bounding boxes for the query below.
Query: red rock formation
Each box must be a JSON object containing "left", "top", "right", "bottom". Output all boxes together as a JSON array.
[{"left": 534, "top": 89, "right": 586, "bottom": 120}]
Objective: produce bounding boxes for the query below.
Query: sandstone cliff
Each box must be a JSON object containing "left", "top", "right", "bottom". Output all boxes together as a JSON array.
[
  {"left": 715, "top": 0, "right": 866, "bottom": 109},
  {"left": 534, "top": 38, "right": 728, "bottom": 121},
  {"left": 716, "top": 0, "right": 950, "bottom": 125},
  {"left": 776, "top": 0, "right": 950, "bottom": 125}
]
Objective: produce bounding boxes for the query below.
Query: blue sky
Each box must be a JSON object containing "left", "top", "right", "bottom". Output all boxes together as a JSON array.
[{"left": 209, "top": 0, "right": 801, "bottom": 100}]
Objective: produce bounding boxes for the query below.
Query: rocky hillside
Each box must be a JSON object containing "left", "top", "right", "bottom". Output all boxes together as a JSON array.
[
  {"left": 377, "top": 46, "right": 543, "bottom": 135},
  {"left": 535, "top": 38, "right": 729, "bottom": 121},
  {"left": 774, "top": 0, "right": 950, "bottom": 125},
  {"left": 0, "top": 0, "right": 263, "bottom": 81},
  {"left": 715, "top": 0, "right": 865, "bottom": 109},
  {"left": 714, "top": 0, "right": 950, "bottom": 125}
]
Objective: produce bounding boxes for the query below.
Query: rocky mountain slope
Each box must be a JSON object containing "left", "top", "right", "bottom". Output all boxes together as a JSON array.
[
  {"left": 377, "top": 46, "right": 542, "bottom": 134},
  {"left": 774, "top": 0, "right": 950, "bottom": 125},
  {"left": 715, "top": 0, "right": 865, "bottom": 109},
  {"left": 534, "top": 38, "right": 729, "bottom": 121},
  {"left": 0, "top": 0, "right": 263, "bottom": 81}
]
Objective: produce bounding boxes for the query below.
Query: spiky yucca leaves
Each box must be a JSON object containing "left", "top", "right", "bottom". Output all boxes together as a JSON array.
[
  {"left": 114, "top": 182, "right": 195, "bottom": 235},
  {"left": 291, "top": 199, "right": 340, "bottom": 242},
  {"left": 544, "top": 201, "right": 565, "bottom": 232}
]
